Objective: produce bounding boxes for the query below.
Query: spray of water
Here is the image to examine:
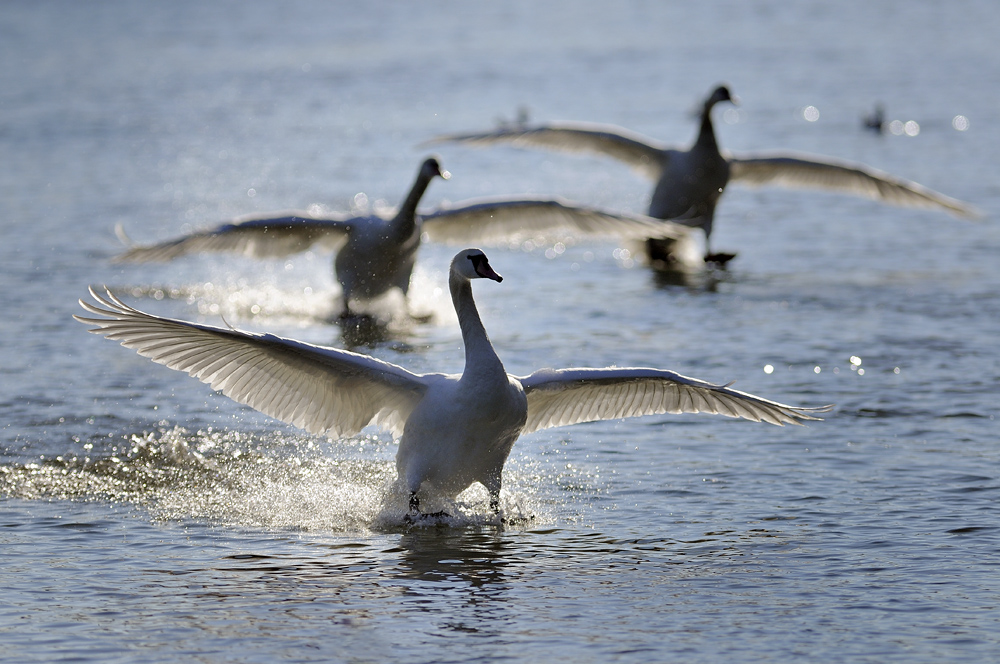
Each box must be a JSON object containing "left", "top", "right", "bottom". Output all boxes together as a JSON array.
[{"left": 1, "top": 425, "right": 554, "bottom": 533}]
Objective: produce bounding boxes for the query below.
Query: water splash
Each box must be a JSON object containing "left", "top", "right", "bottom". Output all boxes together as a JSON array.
[
  {"left": 113, "top": 256, "right": 460, "bottom": 334},
  {"left": 1, "top": 426, "right": 551, "bottom": 533}
]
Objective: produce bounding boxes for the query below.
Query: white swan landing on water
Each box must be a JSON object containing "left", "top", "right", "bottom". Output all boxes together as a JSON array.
[
  {"left": 425, "top": 85, "right": 980, "bottom": 266},
  {"left": 114, "top": 158, "right": 695, "bottom": 320},
  {"left": 76, "top": 249, "right": 831, "bottom": 521}
]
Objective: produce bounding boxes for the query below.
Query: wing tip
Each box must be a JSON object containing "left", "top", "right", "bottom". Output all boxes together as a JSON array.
[
  {"left": 955, "top": 203, "right": 984, "bottom": 220},
  {"left": 784, "top": 403, "right": 835, "bottom": 425}
]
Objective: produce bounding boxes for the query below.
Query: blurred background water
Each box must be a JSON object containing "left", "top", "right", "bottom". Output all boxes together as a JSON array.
[{"left": 2, "top": 1, "right": 999, "bottom": 662}]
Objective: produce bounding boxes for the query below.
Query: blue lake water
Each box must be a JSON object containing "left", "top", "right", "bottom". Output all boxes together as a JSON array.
[{"left": 2, "top": 1, "right": 1000, "bottom": 662}]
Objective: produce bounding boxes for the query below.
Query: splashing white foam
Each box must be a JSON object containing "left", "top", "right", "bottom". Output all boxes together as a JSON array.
[{"left": 3, "top": 426, "right": 553, "bottom": 533}]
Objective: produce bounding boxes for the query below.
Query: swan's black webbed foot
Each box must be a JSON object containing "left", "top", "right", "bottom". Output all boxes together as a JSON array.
[
  {"left": 403, "top": 510, "right": 453, "bottom": 524},
  {"left": 704, "top": 251, "right": 737, "bottom": 266},
  {"left": 489, "top": 495, "right": 508, "bottom": 525},
  {"left": 404, "top": 492, "right": 451, "bottom": 523}
]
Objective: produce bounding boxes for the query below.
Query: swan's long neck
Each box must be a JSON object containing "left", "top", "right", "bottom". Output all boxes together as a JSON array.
[
  {"left": 696, "top": 100, "right": 721, "bottom": 152},
  {"left": 450, "top": 272, "right": 505, "bottom": 379},
  {"left": 392, "top": 171, "right": 435, "bottom": 238}
]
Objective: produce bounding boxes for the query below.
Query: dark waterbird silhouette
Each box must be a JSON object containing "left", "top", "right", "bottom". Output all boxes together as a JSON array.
[
  {"left": 116, "top": 158, "right": 450, "bottom": 320},
  {"left": 115, "top": 160, "right": 695, "bottom": 319},
  {"left": 425, "top": 85, "right": 979, "bottom": 266}
]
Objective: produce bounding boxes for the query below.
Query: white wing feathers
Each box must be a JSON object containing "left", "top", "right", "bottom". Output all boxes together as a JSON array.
[
  {"left": 74, "top": 288, "right": 427, "bottom": 438},
  {"left": 113, "top": 212, "right": 355, "bottom": 263},
  {"left": 424, "top": 123, "right": 668, "bottom": 180},
  {"left": 519, "top": 367, "right": 831, "bottom": 434},
  {"left": 728, "top": 152, "right": 981, "bottom": 219},
  {"left": 421, "top": 197, "right": 688, "bottom": 244}
]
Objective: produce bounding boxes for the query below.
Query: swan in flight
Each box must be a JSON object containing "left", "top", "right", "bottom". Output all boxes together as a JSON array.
[
  {"left": 76, "top": 249, "right": 831, "bottom": 519},
  {"left": 114, "top": 161, "right": 696, "bottom": 317},
  {"left": 116, "top": 157, "right": 449, "bottom": 319},
  {"left": 425, "top": 85, "right": 979, "bottom": 265}
]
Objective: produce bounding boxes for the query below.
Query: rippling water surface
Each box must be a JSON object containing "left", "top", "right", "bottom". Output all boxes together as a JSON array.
[{"left": 3, "top": 2, "right": 1000, "bottom": 662}]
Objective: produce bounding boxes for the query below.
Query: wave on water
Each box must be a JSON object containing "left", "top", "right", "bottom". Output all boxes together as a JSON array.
[{"left": 0, "top": 425, "right": 549, "bottom": 533}]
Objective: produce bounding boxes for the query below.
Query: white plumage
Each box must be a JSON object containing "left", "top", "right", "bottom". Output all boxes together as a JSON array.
[{"left": 76, "top": 249, "right": 831, "bottom": 517}]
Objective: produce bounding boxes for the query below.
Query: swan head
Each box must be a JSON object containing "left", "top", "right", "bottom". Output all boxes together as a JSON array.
[
  {"left": 420, "top": 156, "right": 451, "bottom": 181},
  {"left": 706, "top": 85, "right": 737, "bottom": 109},
  {"left": 452, "top": 248, "right": 502, "bottom": 283}
]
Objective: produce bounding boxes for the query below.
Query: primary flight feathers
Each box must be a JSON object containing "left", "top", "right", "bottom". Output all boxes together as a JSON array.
[
  {"left": 425, "top": 85, "right": 980, "bottom": 262},
  {"left": 113, "top": 195, "right": 687, "bottom": 264},
  {"left": 76, "top": 249, "right": 830, "bottom": 511},
  {"left": 112, "top": 158, "right": 693, "bottom": 315},
  {"left": 76, "top": 287, "right": 823, "bottom": 437},
  {"left": 426, "top": 123, "right": 978, "bottom": 219}
]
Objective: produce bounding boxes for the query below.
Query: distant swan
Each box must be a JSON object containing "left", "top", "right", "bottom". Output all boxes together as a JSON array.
[
  {"left": 425, "top": 85, "right": 979, "bottom": 264},
  {"left": 114, "top": 161, "right": 696, "bottom": 316},
  {"left": 76, "top": 249, "right": 831, "bottom": 519},
  {"left": 116, "top": 157, "right": 449, "bottom": 319}
]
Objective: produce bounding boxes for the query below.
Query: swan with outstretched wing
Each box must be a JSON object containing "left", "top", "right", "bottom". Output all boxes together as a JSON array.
[
  {"left": 77, "top": 249, "right": 831, "bottom": 519},
  {"left": 114, "top": 162, "right": 699, "bottom": 319},
  {"left": 426, "top": 85, "right": 979, "bottom": 265}
]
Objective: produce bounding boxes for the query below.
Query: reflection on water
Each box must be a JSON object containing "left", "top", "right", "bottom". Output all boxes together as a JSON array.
[
  {"left": 396, "top": 528, "right": 511, "bottom": 588},
  {"left": 4, "top": 0, "right": 1000, "bottom": 660},
  {"left": 337, "top": 312, "right": 397, "bottom": 348},
  {"left": 336, "top": 311, "right": 425, "bottom": 351},
  {"left": 649, "top": 263, "right": 728, "bottom": 291}
]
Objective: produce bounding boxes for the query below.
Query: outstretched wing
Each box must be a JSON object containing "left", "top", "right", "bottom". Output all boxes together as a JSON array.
[
  {"left": 424, "top": 122, "right": 668, "bottom": 180},
  {"left": 114, "top": 211, "right": 357, "bottom": 263},
  {"left": 728, "top": 151, "right": 980, "bottom": 219},
  {"left": 421, "top": 196, "right": 689, "bottom": 244},
  {"left": 518, "top": 367, "right": 831, "bottom": 434},
  {"left": 75, "top": 287, "right": 428, "bottom": 438}
]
